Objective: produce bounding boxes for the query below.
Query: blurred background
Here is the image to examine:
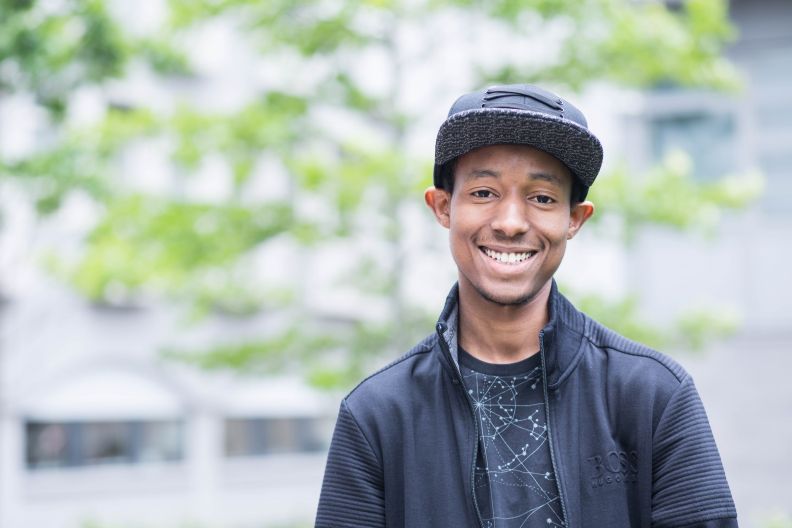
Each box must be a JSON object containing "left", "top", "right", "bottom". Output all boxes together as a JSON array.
[{"left": 0, "top": 0, "right": 790, "bottom": 526}]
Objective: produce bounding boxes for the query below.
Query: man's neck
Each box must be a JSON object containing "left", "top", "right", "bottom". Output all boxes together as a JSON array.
[{"left": 457, "top": 281, "right": 552, "bottom": 364}]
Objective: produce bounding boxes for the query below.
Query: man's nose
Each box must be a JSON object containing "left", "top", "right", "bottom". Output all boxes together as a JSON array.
[{"left": 491, "top": 197, "right": 530, "bottom": 237}]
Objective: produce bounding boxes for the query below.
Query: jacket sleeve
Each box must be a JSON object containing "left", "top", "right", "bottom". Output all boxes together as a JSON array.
[
  {"left": 315, "top": 399, "right": 385, "bottom": 527},
  {"left": 651, "top": 375, "right": 738, "bottom": 527}
]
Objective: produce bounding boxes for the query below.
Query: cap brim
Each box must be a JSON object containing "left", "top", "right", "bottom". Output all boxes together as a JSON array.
[{"left": 433, "top": 108, "right": 603, "bottom": 189}]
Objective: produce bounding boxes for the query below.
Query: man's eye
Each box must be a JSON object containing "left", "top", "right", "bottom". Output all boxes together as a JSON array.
[
  {"left": 534, "top": 195, "right": 554, "bottom": 204},
  {"left": 472, "top": 190, "right": 494, "bottom": 198}
]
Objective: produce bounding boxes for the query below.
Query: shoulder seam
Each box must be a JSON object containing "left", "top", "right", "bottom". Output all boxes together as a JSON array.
[
  {"left": 346, "top": 334, "right": 437, "bottom": 398},
  {"left": 338, "top": 398, "right": 384, "bottom": 468},
  {"left": 650, "top": 374, "right": 693, "bottom": 445},
  {"left": 581, "top": 319, "right": 688, "bottom": 383}
]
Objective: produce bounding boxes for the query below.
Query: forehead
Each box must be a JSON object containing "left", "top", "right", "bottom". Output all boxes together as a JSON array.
[{"left": 454, "top": 144, "right": 573, "bottom": 186}]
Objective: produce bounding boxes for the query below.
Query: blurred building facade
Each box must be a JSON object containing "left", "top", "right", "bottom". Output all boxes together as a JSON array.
[
  {"left": 0, "top": 283, "right": 331, "bottom": 528},
  {"left": 620, "top": 0, "right": 792, "bottom": 334},
  {"left": 1, "top": 1, "right": 791, "bottom": 527}
]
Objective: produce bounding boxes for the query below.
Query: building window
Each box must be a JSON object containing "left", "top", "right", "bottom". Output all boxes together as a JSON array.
[
  {"left": 25, "top": 420, "right": 184, "bottom": 470},
  {"left": 224, "top": 417, "right": 327, "bottom": 457},
  {"left": 649, "top": 111, "right": 737, "bottom": 182}
]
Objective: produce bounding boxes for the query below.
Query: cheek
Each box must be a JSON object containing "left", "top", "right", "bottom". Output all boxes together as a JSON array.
[
  {"left": 449, "top": 221, "right": 472, "bottom": 252},
  {"left": 532, "top": 213, "right": 573, "bottom": 243},
  {"left": 447, "top": 205, "right": 478, "bottom": 241},
  {"left": 448, "top": 217, "right": 480, "bottom": 263}
]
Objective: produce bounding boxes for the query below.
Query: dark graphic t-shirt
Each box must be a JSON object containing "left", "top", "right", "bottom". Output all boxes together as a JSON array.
[{"left": 459, "top": 347, "right": 565, "bottom": 528}]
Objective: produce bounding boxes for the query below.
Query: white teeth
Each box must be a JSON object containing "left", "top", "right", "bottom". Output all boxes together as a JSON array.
[{"left": 484, "top": 248, "right": 534, "bottom": 264}]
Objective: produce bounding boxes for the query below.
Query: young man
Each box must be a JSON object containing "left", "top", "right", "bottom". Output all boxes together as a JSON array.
[{"left": 316, "top": 84, "right": 737, "bottom": 527}]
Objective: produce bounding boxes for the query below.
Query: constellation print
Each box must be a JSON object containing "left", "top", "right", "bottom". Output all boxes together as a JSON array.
[{"left": 460, "top": 353, "right": 565, "bottom": 528}]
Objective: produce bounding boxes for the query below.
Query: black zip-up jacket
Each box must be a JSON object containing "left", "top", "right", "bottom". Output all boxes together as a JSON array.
[{"left": 317, "top": 283, "right": 738, "bottom": 527}]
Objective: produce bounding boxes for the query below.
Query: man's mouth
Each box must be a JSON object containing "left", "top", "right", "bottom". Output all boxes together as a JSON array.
[{"left": 481, "top": 247, "right": 537, "bottom": 264}]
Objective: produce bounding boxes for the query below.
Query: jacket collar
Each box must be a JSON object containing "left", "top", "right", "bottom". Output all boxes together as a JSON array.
[{"left": 435, "top": 280, "right": 587, "bottom": 390}]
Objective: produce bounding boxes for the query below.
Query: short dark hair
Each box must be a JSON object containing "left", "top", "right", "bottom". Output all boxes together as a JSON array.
[{"left": 437, "top": 159, "right": 589, "bottom": 205}]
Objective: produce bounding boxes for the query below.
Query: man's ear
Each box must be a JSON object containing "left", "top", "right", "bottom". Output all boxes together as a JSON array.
[
  {"left": 567, "top": 201, "right": 594, "bottom": 240},
  {"left": 424, "top": 186, "right": 451, "bottom": 229}
]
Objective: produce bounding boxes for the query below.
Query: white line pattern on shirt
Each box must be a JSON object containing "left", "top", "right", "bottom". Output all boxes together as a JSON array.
[{"left": 463, "top": 363, "right": 565, "bottom": 528}]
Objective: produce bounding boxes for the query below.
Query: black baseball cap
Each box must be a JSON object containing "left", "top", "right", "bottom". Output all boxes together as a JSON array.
[{"left": 433, "top": 84, "right": 603, "bottom": 196}]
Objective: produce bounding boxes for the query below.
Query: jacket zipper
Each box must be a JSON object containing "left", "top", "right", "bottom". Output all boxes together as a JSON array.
[
  {"left": 539, "top": 330, "right": 570, "bottom": 525},
  {"left": 436, "top": 326, "right": 486, "bottom": 528}
]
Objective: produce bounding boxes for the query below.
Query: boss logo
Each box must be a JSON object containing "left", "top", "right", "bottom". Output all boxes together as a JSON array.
[{"left": 587, "top": 450, "right": 638, "bottom": 488}]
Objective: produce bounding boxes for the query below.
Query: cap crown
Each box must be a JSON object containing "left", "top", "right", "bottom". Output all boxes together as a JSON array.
[{"left": 433, "top": 84, "right": 603, "bottom": 192}]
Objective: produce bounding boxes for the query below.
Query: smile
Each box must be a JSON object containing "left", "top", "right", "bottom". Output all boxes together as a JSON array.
[{"left": 481, "top": 247, "right": 537, "bottom": 264}]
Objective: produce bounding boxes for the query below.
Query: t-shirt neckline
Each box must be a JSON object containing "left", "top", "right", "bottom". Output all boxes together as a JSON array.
[{"left": 458, "top": 346, "right": 541, "bottom": 376}]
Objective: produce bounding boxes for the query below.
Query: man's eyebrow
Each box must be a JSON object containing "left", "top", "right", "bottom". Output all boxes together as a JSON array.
[
  {"left": 463, "top": 169, "right": 565, "bottom": 185},
  {"left": 529, "top": 172, "right": 563, "bottom": 186},
  {"left": 464, "top": 169, "right": 500, "bottom": 181}
]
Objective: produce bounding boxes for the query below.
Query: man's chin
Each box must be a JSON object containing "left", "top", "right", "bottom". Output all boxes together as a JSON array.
[{"left": 475, "top": 286, "right": 534, "bottom": 307}]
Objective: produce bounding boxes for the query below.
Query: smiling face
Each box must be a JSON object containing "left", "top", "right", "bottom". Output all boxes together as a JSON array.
[{"left": 426, "top": 144, "right": 594, "bottom": 308}]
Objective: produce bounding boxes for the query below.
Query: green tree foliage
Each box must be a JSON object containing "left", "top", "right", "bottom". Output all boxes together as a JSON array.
[
  {"left": 0, "top": 0, "right": 127, "bottom": 117},
  {"left": 764, "top": 515, "right": 792, "bottom": 528},
  {"left": 588, "top": 150, "right": 763, "bottom": 241},
  {"left": 0, "top": 0, "right": 760, "bottom": 389}
]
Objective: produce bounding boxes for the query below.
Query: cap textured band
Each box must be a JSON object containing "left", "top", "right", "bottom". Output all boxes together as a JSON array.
[{"left": 434, "top": 108, "right": 603, "bottom": 188}]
